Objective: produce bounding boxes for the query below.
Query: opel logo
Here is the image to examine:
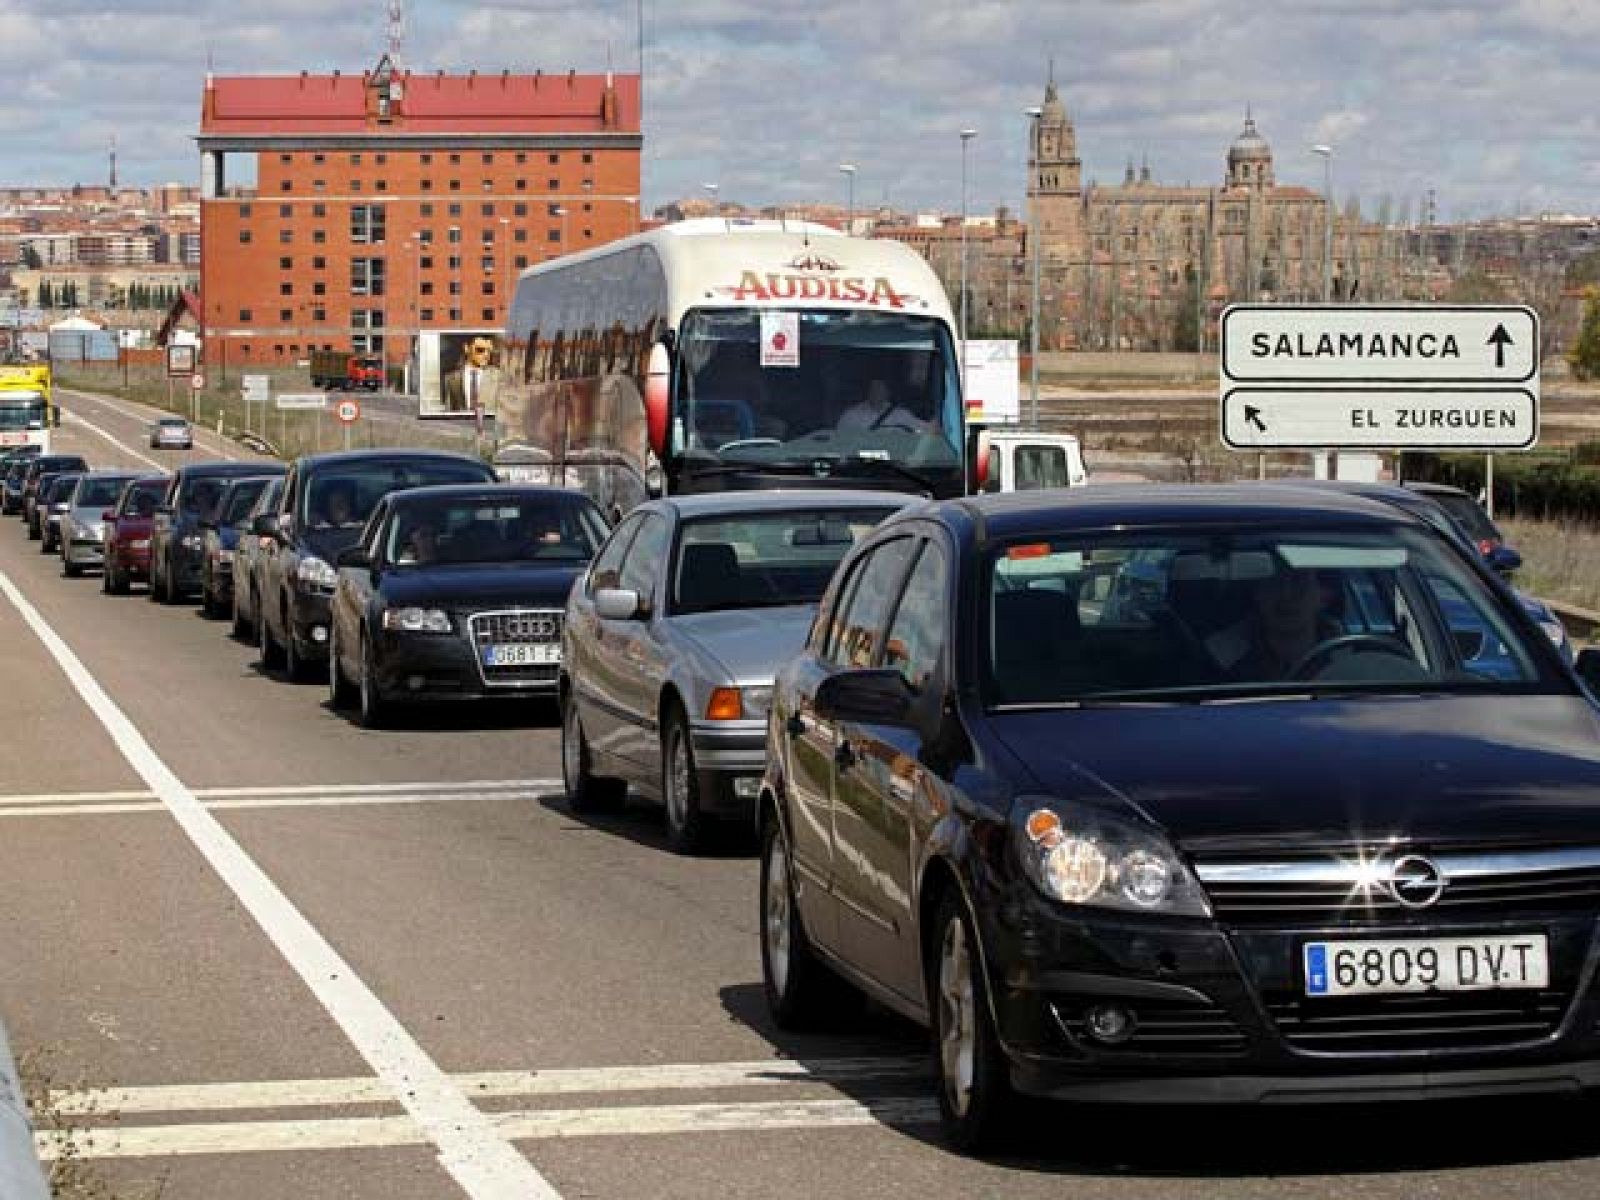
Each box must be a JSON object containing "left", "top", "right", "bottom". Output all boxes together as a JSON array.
[{"left": 1387, "top": 854, "right": 1447, "bottom": 909}]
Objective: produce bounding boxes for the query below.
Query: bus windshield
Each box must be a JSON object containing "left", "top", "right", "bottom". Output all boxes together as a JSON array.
[
  {"left": 673, "top": 308, "right": 962, "bottom": 474},
  {"left": 0, "top": 394, "right": 46, "bottom": 431}
]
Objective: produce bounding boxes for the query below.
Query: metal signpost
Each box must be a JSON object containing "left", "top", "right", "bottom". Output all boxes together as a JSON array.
[
  {"left": 241, "top": 374, "right": 269, "bottom": 435},
  {"left": 1220, "top": 305, "right": 1540, "bottom": 453},
  {"left": 335, "top": 396, "right": 361, "bottom": 450}
]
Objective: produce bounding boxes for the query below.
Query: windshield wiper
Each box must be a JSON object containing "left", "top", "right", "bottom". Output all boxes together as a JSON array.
[
  {"left": 826, "top": 456, "right": 937, "bottom": 494},
  {"left": 684, "top": 455, "right": 936, "bottom": 493}
]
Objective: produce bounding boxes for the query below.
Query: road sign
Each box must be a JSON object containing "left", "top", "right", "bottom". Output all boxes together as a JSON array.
[
  {"left": 1219, "top": 304, "right": 1541, "bottom": 451},
  {"left": 167, "top": 343, "right": 196, "bottom": 377},
  {"left": 334, "top": 397, "right": 362, "bottom": 425},
  {"left": 275, "top": 393, "right": 327, "bottom": 410},
  {"left": 241, "top": 374, "right": 269, "bottom": 401}
]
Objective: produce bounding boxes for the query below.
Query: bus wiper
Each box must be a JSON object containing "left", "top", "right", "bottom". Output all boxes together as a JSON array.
[
  {"left": 827, "top": 456, "right": 936, "bottom": 495},
  {"left": 683, "top": 460, "right": 827, "bottom": 480}
]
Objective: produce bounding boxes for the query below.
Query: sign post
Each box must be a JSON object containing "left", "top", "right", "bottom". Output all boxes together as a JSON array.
[
  {"left": 334, "top": 396, "right": 361, "bottom": 450},
  {"left": 241, "top": 374, "right": 269, "bottom": 436},
  {"left": 1219, "top": 305, "right": 1540, "bottom": 460}
]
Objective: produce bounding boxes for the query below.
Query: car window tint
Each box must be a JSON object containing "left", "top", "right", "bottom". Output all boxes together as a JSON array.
[
  {"left": 591, "top": 514, "right": 644, "bottom": 591},
  {"left": 830, "top": 537, "right": 916, "bottom": 669},
  {"left": 618, "top": 513, "right": 670, "bottom": 599},
  {"left": 883, "top": 540, "right": 949, "bottom": 690}
]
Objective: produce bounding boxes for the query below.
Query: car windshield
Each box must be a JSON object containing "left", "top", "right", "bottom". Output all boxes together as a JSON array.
[
  {"left": 178, "top": 475, "right": 227, "bottom": 515},
  {"left": 674, "top": 308, "right": 962, "bottom": 471},
  {"left": 300, "top": 461, "right": 491, "bottom": 529},
  {"left": 76, "top": 477, "right": 132, "bottom": 507},
  {"left": 223, "top": 479, "right": 271, "bottom": 524},
  {"left": 121, "top": 480, "right": 166, "bottom": 515},
  {"left": 44, "top": 474, "right": 81, "bottom": 501},
  {"left": 1428, "top": 490, "right": 1502, "bottom": 544},
  {"left": 985, "top": 526, "right": 1560, "bottom": 707},
  {"left": 672, "top": 507, "right": 897, "bottom": 614},
  {"left": 160, "top": 419, "right": 187, "bottom": 428},
  {"left": 386, "top": 494, "right": 607, "bottom": 566}
]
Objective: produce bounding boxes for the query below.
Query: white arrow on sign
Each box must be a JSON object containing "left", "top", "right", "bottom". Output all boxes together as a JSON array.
[
  {"left": 1222, "top": 388, "right": 1538, "bottom": 450},
  {"left": 275, "top": 393, "right": 328, "bottom": 410},
  {"left": 1221, "top": 305, "right": 1539, "bottom": 384}
]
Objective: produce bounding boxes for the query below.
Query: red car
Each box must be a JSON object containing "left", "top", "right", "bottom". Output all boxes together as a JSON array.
[{"left": 101, "top": 475, "right": 170, "bottom": 594}]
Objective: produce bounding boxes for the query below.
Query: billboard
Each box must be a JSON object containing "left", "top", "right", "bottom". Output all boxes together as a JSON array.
[
  {"left": 418, "top": 329, "right": 505, "bottom": 421},
  {"left": 961, "top": 339, "right": 1021, "bottom": 424}
]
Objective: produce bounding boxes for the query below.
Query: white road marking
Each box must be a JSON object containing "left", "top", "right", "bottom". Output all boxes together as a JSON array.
[
  {"left": 0, "top": 779, "right": 564, "bottom": 817},
  {"left": 62, "top": 388, "right": 241, "bottom": 461},
  {"left": 53, "top": 1056, "right": 930, "bottom": 1115},
  {"left": 59, "top": 411, "right": 165, "bottom": 471},
  {"left": 40, "top": 1097, "right": 938, "bottom": 1161},
  {"left": 0, "top": 570, "right": 560, "bottom": 1200}
]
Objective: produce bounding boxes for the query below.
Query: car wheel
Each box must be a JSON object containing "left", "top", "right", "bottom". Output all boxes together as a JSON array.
[
  {"left": 101, "top": 561, "right": 111, "bottom": 592},
  {"left": 328, "top": 625, "right": 356, "bottom": 709},
  {"left": 26, "top": 516, "right": 38, "bottom": 540},
  {"left": 357, "top": 631, "right": 388, "bottom": 728},
  {"left": 108, "top": 562, "right": 128, "bottom": 595},
  {"left": 200, "top": 568, "right": 218, "bottom": 618},
  {"left": 561, "top": 692, "right": 624, "bottom": 812},
  {"left": 932, "top": 892, "right": 1015, "bottom": 1154},
  {"left": 283, "top": 610, "right": 310, "bottom": 682},
  {"left": 662, "top": 709, "right": 709, "bottom": 854},
  {"left": 258, "top": 600, "right": 285, "bottom": 670},
  {"left": 62, "top": 555, "right": 80, "bottom": 578},
  {"left": 231, "top": 584, "right": 251, "bottom": 639},
  {"left": 761, "top": 813, "right": 838, "bottom": 1029}
]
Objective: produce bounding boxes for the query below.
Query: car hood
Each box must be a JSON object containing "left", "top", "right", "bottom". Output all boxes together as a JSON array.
[
  {"left": 986, "top": 694, "right": 1600, "bottom": 854},
  {"left": 378, "top": 562, "right": 585, "bottom": 610},
  {"left": 297, "top": 526, "right": 364, "bottom": 564},
  {"left": 670, "top": 605, "right": 816, "bottom": 684},
  {"left": 111, "top": 514, "right": 153, "bottom": 535}
]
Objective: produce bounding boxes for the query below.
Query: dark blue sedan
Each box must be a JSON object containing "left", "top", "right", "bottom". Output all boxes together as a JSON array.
[
  {"left": 327, "top": 484, "right": 608, "bottom": 727},
  {"left": 758, "top": 485, "right": 1600, "bottom": 1151}
]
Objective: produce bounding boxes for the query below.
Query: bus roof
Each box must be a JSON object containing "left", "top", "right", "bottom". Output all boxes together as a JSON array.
[{"left": 515, "top": 220, "right": 957, "bottom": 328}]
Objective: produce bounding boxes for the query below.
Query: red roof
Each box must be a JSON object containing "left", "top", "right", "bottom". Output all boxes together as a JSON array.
[{"left": 202, "top": 71, "right": 639, "bottom": 136}]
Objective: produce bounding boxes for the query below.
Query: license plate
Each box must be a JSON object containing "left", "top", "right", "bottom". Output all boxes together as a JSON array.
[
  {"left": 1304, "top": 935, "right": 1548, "bottom": 997},
  {"left": 483, "top": 642, "right": 560, "bottom": 667}
]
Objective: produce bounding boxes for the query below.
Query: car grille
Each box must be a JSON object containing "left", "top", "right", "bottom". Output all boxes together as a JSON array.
[
  {"left": 1050, "top": 999, "right": 1248, "bottom": 1057},
  {"left": 468, "top": 608, "right": 564, "bottom": 689},
  {"left": 1264, "top": 988, "right": 1569, "bottom": 1054},
  {"left": 1197, "top": 846, "right": 1600, "bottom": 926}
]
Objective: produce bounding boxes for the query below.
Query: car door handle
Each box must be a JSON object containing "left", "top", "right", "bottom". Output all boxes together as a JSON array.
[{"left": 835, "top": 740, "right": 856, "bottom": 771}]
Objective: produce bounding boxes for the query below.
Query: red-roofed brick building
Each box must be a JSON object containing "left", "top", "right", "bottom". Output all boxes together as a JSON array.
[{"left": 198, "top": 57, "right": 641, "bottom": 373}]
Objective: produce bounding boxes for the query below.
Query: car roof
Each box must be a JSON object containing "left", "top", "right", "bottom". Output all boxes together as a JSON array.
[
  {"left": 292, "top": 449, "right": 491, "bottom": 471},
  {"left": 156, "top": 416, "right": 189, "bottom": 424},
  {"left": 1400, "top": 480, "right": 1469, "bottom": 498},
  {"left": 77, "top": 470, "right": 139, "bottom": 482},
  {"left": 386, "top": 483, "right": 600, "bottom": 505},
  {"left": 936, "top": 483, "right": 1423, "bottom": 541},
  {"left": 655, "top": 488, "right": 921, "bottom": 520},
  {"left": 175, "top": 459, "right": 285, "bottom": 477}
]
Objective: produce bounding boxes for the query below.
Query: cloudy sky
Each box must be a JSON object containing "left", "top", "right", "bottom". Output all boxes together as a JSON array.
[{"left": 4, "top": 0, "right": 1598, "bottom": 223}]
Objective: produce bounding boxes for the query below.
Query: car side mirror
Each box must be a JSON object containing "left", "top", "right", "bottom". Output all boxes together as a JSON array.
[
  {"left": 1487, "top": 543, "right": 1522, "bottom": 576},
  {"left": 101, "top": 509, "right": 116, "bottom": 521},
  {"left": 252, "top": 513, "right": 280, "bottom": 537},
  {"left": 1576, "top": 647, "right": 1600, "bottom": 694},
  {"left": 594, "top": 587, "right": 644, "bottom": 621},
  {"left": 336, "top": 546, "right": 370, "bottom": 569},
  {"left": 814, "top": 668, "right": 916, "bottom": 726}
]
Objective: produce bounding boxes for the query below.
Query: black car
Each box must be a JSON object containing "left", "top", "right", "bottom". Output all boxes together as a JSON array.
[
  {"left": 36, "top": 472, "right": 83, "bottom": 553},
  {"left": 150, "top": 461, "right": 286, "bottom": 605},
  {"left": 254, "top": 449, "right": 498, "bottom": 681},
  {"left": 328, "top": 484, "right": 607, "bottom": 726},
  {"left": 198, "top": 475, "right": 281, "bottom": 619},
  {"left": 0, "top": 449, "right": 40, "bottom": 513},
  {"left": 21, "top": 454, "right": 89, "bottom": 537},
  {"left": 759, "top": 485, "right": 1597, "bottom": 1151},
  {"left": 230, "top": 476, "right": 285, "bottom": 640}
]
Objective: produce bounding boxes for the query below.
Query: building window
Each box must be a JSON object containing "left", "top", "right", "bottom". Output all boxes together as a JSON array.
[
  {"left": 482, "top": 308, "right": 496, "bottom": 321},
  {"left": 421, "top": 203, "right": 434, "bottom": 216},
  {"left": 313, "top": 307, "right": 326, "bottom": 321},
  {"left": 239, "top": 308, "right": 253, "bottom": 321},
  {"left": 239, "top": 230, "right": 252, "bottom": 243},
  {"left": 447, "top": 228, "right": 461, "bottom": 244},
  {"left": 515, "top": 152, "right": 527, "bottom": 165},
  {"left": 312, "top": 203, "right": 326, "bottom": 218},
  {"left": 449, "top": 179, "right": 461, "bottom": 192},
  {"left": 376, "top": 180, "right": 388, "bottom": 192},
  {"left": 280, "top": 283, "right": 293, "bottom": 296},
  {"left": 279, "top": 154, "right": 291, "bottom": 165},
  {"left": 351, "top": 180, "right": 363, "bottom": 191},
  {"left": 482, "top": 179, "right": 493, "bottom": 191},
  {"left": 547, "top": 230, "right": 560, "bottom": 242},
  {"left": 581, "top": 152, "right": 593, "bottom": 164},
  {"left": 449, "top": 308, "right": 461, "bottom": 321},
  {"left": 313, "top": 230, "right": 327, "bottom": 244},
  {"left": 449, "top": 153, "right": 461, "bottom": 165},
  {"left": 548, "top": 153, "right": 560, "bottom": 165},
  {"left": 312, "top": 282, "right": 326, "bottom": 296},
  {"left": 515, "top": 255, "right": 529, "bottom": 268},
  {"left": 350, "top": 204, "right": 387, "bottom": 244},
  {"left": 421, "top": 307, "right": 435, "bottom": 322},
  {"left": 281, "top": 180, "right": 292, "bottom": 192},
  {"left": 480, "top": 229, "right": 495, "bottom": 244},
  {"left": 421, "top": 282, "right": 434, "bottom": 296},
  {"left": 548, "top": 178, "right": 559, "bottom": 190},
  {"left": 280, "top": 309, "right": 292, "bottom": 322},
  {"left": 420, "top": 255, "right": 433, "bottom": 269},
  {"left": 514, "top": 229, "right": 527, "bottom": 243},
  {"left": 421, "top": 179, "right": 434, "bottom": 191},
  {"left": 279, "top": 257, "right": 292, "bottom": 270},
  {"left": 481, "top": 203, "right": 495, "bottom": 216},
  {"left": 447, "top": 254, "right": 461, "bottom": 269},
  {"left": 350, "top": 153, "right": 362, "bottom": 165},
  {"left": 583, "top": 229, "right": 592, "bottom": 239},
  {"left": 279, "top": 230, "right": 292, "bottom": 244},
  {"left": 279, "top": 204, "right": 292, "bottom": 218},
  {"left": 515, "top": 180, "right": 527, "bottom": 192},
  {"left": 583, "top": 202, "right": 592, "bottom": 213},
  {"left": 481, "top": 255, "right": 495, "bottom": 271},
  {"left": 448, "top": 282, "right": 461, "bottom": 299},
  {"left": 375, "top": 153, "right": 387, "bottom": 165},
  {"left": 313, "top": 153, "right": 325, "bottom": 164},
  {"left": 482, "top": 153, "right": 494, "bottom": 165},
  {"left": 313, "top": 180, "right": 326, "bottom": 192},
  {"left": 421, "top": 153, "right": 433, "bottom": 165},
  {"left": 351, "top": 257, "right": 387, "bottom": 297},
  {"left": 313, "top": 256, "right": 326, "bottom": 269},
  {"left": 513, "top": 203, "right": 528, "bottom": 217},
  {"left": 240, "top": 204, "right": 253, "bottom": 218},
  {"left": 448, "top": 203, "right": 462, "bottom": 217}
]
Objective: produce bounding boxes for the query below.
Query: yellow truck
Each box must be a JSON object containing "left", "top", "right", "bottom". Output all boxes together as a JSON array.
[{"left": 0, "top": 363, "right": 55, "bottom": 454}]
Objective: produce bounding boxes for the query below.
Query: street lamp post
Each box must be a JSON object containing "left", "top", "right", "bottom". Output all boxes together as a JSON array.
[
  {"left": 838, "top": 163, "right": 856, "bottom": 234},
  {"left": 1024, "top": 107, "right": 1042, "bottom": 427},
  {"left": 959, "top": 128, "right": 977, "bottom": 408},
  {"left": 1312, "top": 144, "right": 1333, "bottom": 302}
]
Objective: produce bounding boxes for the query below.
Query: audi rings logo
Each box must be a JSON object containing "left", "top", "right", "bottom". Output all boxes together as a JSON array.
[
  {"left": 1387, "top": 855, "right": 1447, "bottom": 909},
  {"left": 504, "top": 615, "right": 558, "bottom": 640}
]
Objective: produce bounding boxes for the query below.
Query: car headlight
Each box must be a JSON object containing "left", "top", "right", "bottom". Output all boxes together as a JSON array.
[
  {"left": 1013, "top": 799, "right": 1210, "bottom": 917},
  {"left": 70, "top": 519, "right": 94, "bottom": 539},
  {"left": 296, "top": 556, "right": 337, "bottom": 589},
  {"left": 382, "top": 606, "right": 452, "bottom": 633},
  {"left": 741, "top": 685, "right": 773, "bottom": 719}
]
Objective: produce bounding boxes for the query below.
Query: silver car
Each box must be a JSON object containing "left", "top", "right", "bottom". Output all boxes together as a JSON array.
[
  {"left": 561, "top": 489, "right": 915, "bottom": 853},
  {"left": 149, "top": 416, "right": 193, "bottom": 449},
  {"left": 59, "top": 471, "right": 137, "bottom": 576}
]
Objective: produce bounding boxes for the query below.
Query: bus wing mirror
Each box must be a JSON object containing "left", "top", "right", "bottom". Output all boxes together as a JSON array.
[
  {"left": 970, "top": 428, "right": 994, "bottom": 493},
  {"left": 645, "top": 340, "right": 672, "bottom": 460}
]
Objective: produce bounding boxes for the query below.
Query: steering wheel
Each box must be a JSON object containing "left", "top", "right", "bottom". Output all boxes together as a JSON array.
[
  {"left": 1288, "top": 633, "right": 1415, "bottom": 680},
  {"left": 716, "top": 438, "right": 782, "bottom": 454}
]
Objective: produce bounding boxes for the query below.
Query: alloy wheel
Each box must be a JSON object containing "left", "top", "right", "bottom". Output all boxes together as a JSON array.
[
  {"left": 938, "top": 915, "right": 976, "bottom": 1119},
  {"left": 764, "top": 831, "right": 792, "bottom": 998}
]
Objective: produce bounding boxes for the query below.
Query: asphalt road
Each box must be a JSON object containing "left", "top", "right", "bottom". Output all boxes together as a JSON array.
[{"left": 1, "top": 387, "right": 1598, "bottom": 1198}]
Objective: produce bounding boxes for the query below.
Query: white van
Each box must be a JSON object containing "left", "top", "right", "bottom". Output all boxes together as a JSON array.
[{"left": 974, "top": 429, "right": 1089, "bottom": 492}]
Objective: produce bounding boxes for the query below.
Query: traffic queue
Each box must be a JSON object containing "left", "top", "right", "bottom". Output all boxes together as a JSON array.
[{"left": 7, "top": 430, "right": 1600, "bottom": 1154}]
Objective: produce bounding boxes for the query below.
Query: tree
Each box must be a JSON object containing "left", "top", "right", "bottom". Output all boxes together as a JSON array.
[
  {"left": 37, "top": 281, "right": 53, "bottom": 309},
  {"left": 1567, "top": 291, "right": 1600, "bottom": 381}
]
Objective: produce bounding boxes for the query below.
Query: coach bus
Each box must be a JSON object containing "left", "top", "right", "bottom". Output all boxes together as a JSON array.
[
  {"left": 497, "top": 219, "right": 969, "bottom": 517},
  {"left": 0, "top": 363, "right": 56, "bottom": 454}
]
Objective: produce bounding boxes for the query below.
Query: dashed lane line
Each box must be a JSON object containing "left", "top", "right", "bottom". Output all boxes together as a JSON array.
[{"left": 0, "top": 567, "right": 562, "bottom": 1199}]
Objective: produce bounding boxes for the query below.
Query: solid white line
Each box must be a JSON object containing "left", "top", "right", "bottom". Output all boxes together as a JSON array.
[
  {"left": 38, "top": 1096, "right": 938, "bottom": 1160},
  {"left": 0, "top": 790, "right": 154, "bottom": 806},
  {"left": 59, "top": 411, "right": 165, "bottom": 472},
  {"left": 53, "top": 1056, "right": 930, "bottom": 1115},
  {"left": 0, "top": 569, "right": 559, "bottom": 1200}
]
